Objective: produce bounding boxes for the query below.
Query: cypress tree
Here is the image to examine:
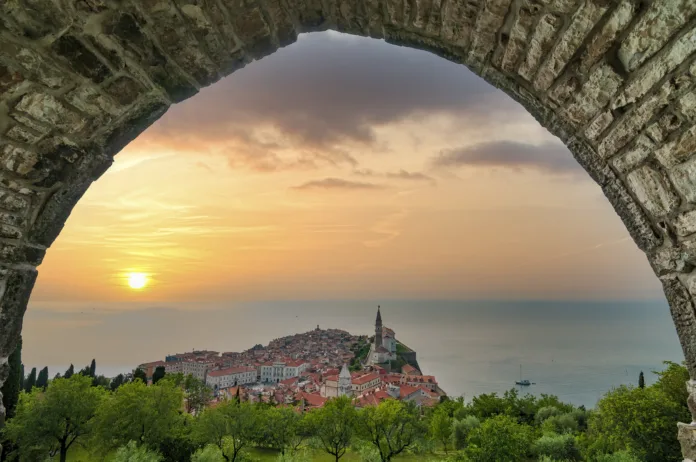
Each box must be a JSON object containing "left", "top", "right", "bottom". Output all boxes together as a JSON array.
[
  {"left": 152, "top": 366, "right": 165, "bottom": 384},
  {"left": 24, "top": 367, "right": 36, "bottom": 392},
  {"left": 133, "top": 368, "right": 147, "bottom": 383},
  {"left": 89, "top": 359, "right": 96, "bottom": 378},
  {"left": 36, "top": 367, "right": 49, "bottom": 390},
  {"left": 1, "top": 337, "right": 23, "bottom": 419},
  {"left": 110, "top": 374, "right": 125, "bottom": 392},
  {"left": 78, "top": 365, "right": 90, "bottom": 377},
  {"left": 639, "top": 371, "right": 645, "bottom": 389},
  {"left": 64, "top": 364, "right": 74, "bottom": 379}
]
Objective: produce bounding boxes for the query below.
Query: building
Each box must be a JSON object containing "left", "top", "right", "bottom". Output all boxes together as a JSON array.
[
  {"left": 206, "top": 366, "right": 257, "bottom": 391},
  {"left": 181, "top": 360, "right": 215, "bottom": 382},
  {"left": 260, "top": 359, "right": 309, "bottom": 383},
  {"left": 368, "top": 306, "right": 397, "bottom": 365},
  {"left": 351, "top": 372, "right": 381, "bottom": 394}
]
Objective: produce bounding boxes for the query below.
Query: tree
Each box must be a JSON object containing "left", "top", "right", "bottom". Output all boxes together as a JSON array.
[
  {"left": 193, "top": 400, "right": 260, "bottom": 462},
  {"left": 585, "top": 385, "right": 687, "bottom": 462},
  {"left": 113, "top": 440, "right": 163, "bottom": 462},
  {"left": 133, "top": 368, "right": 147, "bottom": 383},
  {"left": 638, "top": 371, "right": 645, "bottom": 389},
  {"left": 3, "top": 374, "right": 106, "bottom": 462},
  {"left": 110, "top": 374, "right": 126, "bottom": 392},
  {"left": 152, "top": 366, "right": 166, "bottom": 385},
  {"left": 23, "top": 367, "right": 36, "bottom": 393},
  {"left": 19, "top": 363, "right": 24, "bottom": 391},
  {"left": 36, "top": 367, "right": 49, "bottom": 390},
  {"left": 653, "top": 361, "right": 689, "bottom": 406},
  {"left": 452, "top": 415, "right": 480, "bottom": 450},
  {"left": 89, "top": 359, "right": 97, "bottom": 378},
  {"left": 356, "top": 399, "right": 424, "bottom": 461},
  {"left": 182, "top": 374, "right": 212, "bottom": 414},
  {"left": 63, "top": 364, "right": 74, "bottom": 379},
  {"left": 429, "top": 406, "right": 453, "bottom": 453},
  {"left": 465, "top": 414, "right": 532, "bottom": 462},
  {"left": 93, "top": 379, "right": 184, "bottom": 452},
  {"left": 533, "top": 433, "right": 581, "bottom": 461},
  {"left": 1, "top": 337, "right": 22, "bottom": 420},
  {"left": 306, "top": 396, "right": 356, "bottom": 461},
  {"left": 260, "top": 406, "right": 307, "bottom": 454}
]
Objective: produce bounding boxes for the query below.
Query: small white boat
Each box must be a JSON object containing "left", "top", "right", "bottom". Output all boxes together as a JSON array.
[{"left": 515, "top": 365, "right": 531, "bottom": 386}]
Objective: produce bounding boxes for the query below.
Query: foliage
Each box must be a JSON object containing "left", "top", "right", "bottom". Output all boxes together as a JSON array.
[
  {"left": 653, "top": 361, "right": 689, "bottom": 407},
  {"left": 638, "top": 372, "right": 645, "bottom": 389},
  {"left": 306, "top": 396, "right": 356, "bottom": 461},
  {"left": 541, "top": 413, "right": 579, "bottom": 435},
  {"left": 35, "top": 367, "right": 49, "bottom": 390},
  {"left": 89, "top": 359, "right": 97, "bottom": 378},
  {"left": 110, "top": 373, "right": 126, "bottom": 392},
  {"left": 1, "top": 337, "right": 22, "bottom": 420},
  {"left": 193, "top": 400, "right": 260, "bottom": 462},
  {"left": 92, "top": 379, "right": 184, "bottom": 453},
  {"left": 451, "top": 416, "right": 480, "bottom": 450},
  {"left": 356, "top": 399, "right": 424, "bottom": 461},
  {"left": 593, "top": 450, "right": 642, "bottom": 462},
  {"left": 192, "top": 444, "right": 225, "bottom": 462},
  {"left": 533, "top": 433, "right": 581, "bottom": 461},
  {"left": 113, "top": 440, "right": 164, "bottom": 462},
  {"left": 585, "top": 384, "right": 686, "bottom": 462},
  {"left": 63, "top": 364, "right": 74, "bottom": 379},
  {"left": 258, "top": 406, "right": 308, "bottom": 454},
  {"left": 464, "top": 414, "right": 532, "bottom": 462},
  {"left": 153, "top": 366, "right": 166, "bottom": 385},
  {"left": 3, "top": 374, "right": 106, "bottom": 462},
  {"left": 23, "top": 367, "right": 36, "bottom": 393},
  {"left": 535, "top": 406, "right": 562, "bottom": 425},
  {"left": 429, "top": 406, "right": 453, "bottom": 453},
  {"left": 133, "top": 368, "right": 147, "bottom": 383}
]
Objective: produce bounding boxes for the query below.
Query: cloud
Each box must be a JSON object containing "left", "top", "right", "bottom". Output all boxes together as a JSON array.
[
  {"left": 354, "top": 168, "right": 436, "bottom": 184},
  {"left": 291, "top": 178, "right": 386, "bottom": 191},
  {"left": 431, "top": 141, "right": 582, "bottom": 175},
  {"left": 134, "top": 32, "right": 528, "bottom": 171}
]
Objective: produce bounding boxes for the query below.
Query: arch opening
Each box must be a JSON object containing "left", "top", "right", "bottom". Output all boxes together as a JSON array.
[{"left": 0, "top": 0, "right": 695, "bottom": 455}]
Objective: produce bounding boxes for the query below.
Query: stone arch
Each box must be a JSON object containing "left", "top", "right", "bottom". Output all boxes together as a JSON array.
[{"left": 0, "top": 0, "right": 695, "bottom": 454}]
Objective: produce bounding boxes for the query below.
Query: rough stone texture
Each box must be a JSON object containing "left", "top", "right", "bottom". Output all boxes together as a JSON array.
[{"left": 0, "top": 0, "right": 694, "bottom": 456}]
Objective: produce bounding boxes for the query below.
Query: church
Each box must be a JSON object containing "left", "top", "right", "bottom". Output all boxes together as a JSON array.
[{"left": 368, "top": 306, "right": 397, "bottom": 365}]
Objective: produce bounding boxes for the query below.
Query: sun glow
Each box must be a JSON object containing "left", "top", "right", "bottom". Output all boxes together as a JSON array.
[{"left": 127, "top": 272, "right": 148, "bottom": 290}]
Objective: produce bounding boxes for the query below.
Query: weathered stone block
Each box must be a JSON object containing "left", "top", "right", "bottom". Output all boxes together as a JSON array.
[
  {"left": 4, "top": 125, "right": 42, "bottom": 145},
  {"left": 577, "top": 0, "right": 634, "bottom": 74},
  {"left": 679, "top": 92, "right": 696, "bottom": 122},
  {"left": 618, "top": 0, "right": 696, "bottom": 73},
  {"left": 656, "top": 125, "right": 696, "bottom": 168},
  {"left": 0, "top": 191, "right": 30, "bottom": 214},
  {"left": 51, "top": 35, "right": 111, "bottom": 84},
  {"left": 0, "top": 64, "right": 24, "bottom": 95},
  {"left": 676, "top": 210, "right": 696, "bottom": 237},
  {"left": 65, "top": 86, "right": 119, "bottom": 121},
  {"left": 626, "top": 165, "right": 680, "bottom": 218},
  {"left": 102, "top": 76, "right": 146, "bottom": 107},
  {"left": 0, "top": 0, "right": 69, "bottom": 39},
  {"left": 440, "top": 0, "right": 481, "bottom": 49},
  {"left": 15, "top": 93, "right": 87, "bottom": 134},
  {"left": 611, "top": 135, "right": 653, "bottom": 173},
  {"left": 565, "top": 64, "right": 623, "bottom": 126},
  {"left": 467, "top": 0, "right": 513, "bottom": 70},
  {"left": 602, "top": 178, "right": 662, "bottom": 252},
  {"left": 517, "top": 12, "right": 561, "bottom": 81},
  {"left": 679, "top": 423, "right": 696, "bottom": 460},
  {"left": 0, "top": 144, "right": 38, "bottom": 176},
  {"left": 0, "top": 44, "right": 65, "bottom": 89},
  {"left": 671, "top": 157, "right": 696, "bottom": 204},
  {"left": 585, "top": 111, "right": 613, "bottom": 142}
]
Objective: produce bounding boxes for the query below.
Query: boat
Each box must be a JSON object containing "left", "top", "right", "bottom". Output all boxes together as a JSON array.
[{"left": 515, "top": 365, "right": 531, "bottom": 386}]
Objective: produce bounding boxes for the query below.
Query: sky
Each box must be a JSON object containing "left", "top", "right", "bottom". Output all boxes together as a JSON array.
[{"left": 28, "top": 31, "right": 664, "bottom": 309}]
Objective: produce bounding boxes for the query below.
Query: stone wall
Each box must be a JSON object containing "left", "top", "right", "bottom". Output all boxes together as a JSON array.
[{"left": 0, "top": 0, "right": 695, "bottom": 456}]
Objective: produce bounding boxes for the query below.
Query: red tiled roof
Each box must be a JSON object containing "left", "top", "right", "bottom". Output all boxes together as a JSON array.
[
  {"left": 298, "top": 392, "right": 327, "bottom": 408},
  {"left": 353, "top": 373, "right": 380, "bottom": 385},
  {"left": 399, "top": 385, "right": 421, "bottom": 399}
]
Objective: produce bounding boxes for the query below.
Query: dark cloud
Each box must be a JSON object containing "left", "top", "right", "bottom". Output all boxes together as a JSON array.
[
  {"left": 292, "top": 178, "right": 386, "bottom": 191},
  {"left": 144, "top": 32, "right": 528, "bottom": 154},
  {"left": 431, "top": 141, "right": 582, "bottom": 175}
]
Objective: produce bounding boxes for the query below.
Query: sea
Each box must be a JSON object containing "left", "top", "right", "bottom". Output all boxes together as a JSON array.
[{"left": 24, "top": 299, "right": 684, "bottom": 409}]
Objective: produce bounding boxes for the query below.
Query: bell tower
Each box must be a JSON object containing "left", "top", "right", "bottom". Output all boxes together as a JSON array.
[{"left": 375, "top": 305, "right": 383, "bottom": 348}]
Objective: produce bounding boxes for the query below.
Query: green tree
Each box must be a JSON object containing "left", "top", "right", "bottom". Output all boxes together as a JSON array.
[
  {"left": 89, "top": 359, "right": 97, "bottom": 378},
  {"left": 23, "top": 367, "right": 36, "bottom": 393},
  {"left": 429, "top": 406, "right": 453, "bottom": 453},
  {"left": 653, "top": 361, "right": 689, "bottom": 406},
  {"left": 535, "top": 406, "right": 562, "bottom": 425},
  {"left": 193, "top": 400, "right": 260, "bottom": 462},
  {"left": 638, "top": 371, "right": 645, "bottom": 389},
  {"left": 110, "top": 374, "right": 126, "bottom": 392},
  {"left": 1, "top": 337, "right": 22, "bottom": 420},
  {"left": 451, "top": 416, "right": 480, "bottom": 450},
  {"left": 93, "top": 379, "right": 184, "bottom": 452},
  {"left": 586, "top": 384, "right": 686, "bottom": 461},
  {"left": 152, "top": 366, "right": 166, "bottom": 385},
  {"left": 113, "top": 440, "right": 163, "bottom": 462},
  {"left": 260, "top": 406, "right": 307, "bottom": 454},
  {"left": 182, "top": 374, "right": 212, "bottom": 414},
  {"left": 533, "top": 433, "right": 581, "bottom": 461},
  {"left": 464, "top": 414, "right": 532, "bottom": 462},
  {"left": 192, "top": 444, "right": 225, "bottom": 462},
  {"left": 133, "top": 368, "right": 147, "bottom": 383},
  {"left": 63, "top": 364, "right": 74, "bottom": 379},
  {"left": 3, "top": 374, "right": 106, "bottom": 462},
  {"left": 356, "top": 399, "right": 424, "bottom": 462},
  {"left": 306, "top": 396, "right": 356, "bottom": 461},
  {"left": 35, "top": 367, "right": 49, "bottom": 390}
]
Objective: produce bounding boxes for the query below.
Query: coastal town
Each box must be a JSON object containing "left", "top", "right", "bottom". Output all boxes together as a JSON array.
[{"left": 137, "top": 307, "right": 446, "bottom": 410}]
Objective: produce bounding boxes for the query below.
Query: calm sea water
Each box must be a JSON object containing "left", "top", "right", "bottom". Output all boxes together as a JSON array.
[{"left": 25, "top": 299, "right": 683, "bottom": 409}]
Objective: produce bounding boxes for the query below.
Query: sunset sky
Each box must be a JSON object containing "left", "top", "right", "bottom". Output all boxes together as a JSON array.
[{"left": 29, "top": 31, "right": 663, "bottom": 310}]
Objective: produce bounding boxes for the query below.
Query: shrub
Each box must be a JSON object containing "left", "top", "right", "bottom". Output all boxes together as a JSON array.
[
  {"left": 113, "top": 441, "right": 163, "bottom": 462},
  {"left": 465, "top": 415, "right": 532, "bottom": 462},
  {"left": 536, "top": 406, "right": 562, "bottom": 425},
  {"left": 594, "top": 450, "right": 642, "bottom": 462},
  {"left": 191, "top": 445, "right": 224, "bottom": 462},
  {"left": 533, "top": 433, "right": 581, "bottom": 461},
  {"left": 452, "top": 416, "right": 481, "bottom": 450},
  {"left": 542, "top": 413, "right": 579, "bottom": 435}
]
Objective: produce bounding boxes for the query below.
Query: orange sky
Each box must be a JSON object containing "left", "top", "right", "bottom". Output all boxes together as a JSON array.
[{"left": 28, "top": 31, "right": 663, "bottom": 308}]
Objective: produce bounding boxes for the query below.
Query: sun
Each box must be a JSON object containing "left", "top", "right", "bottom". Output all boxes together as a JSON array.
[{"left": 127, "top": 272, "right": 148, "bottom": 290}]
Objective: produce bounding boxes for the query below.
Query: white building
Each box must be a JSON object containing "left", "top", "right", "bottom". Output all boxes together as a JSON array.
[
  {"left": 260, "top": 359, "right": 309, "bottom": 383},
  {"left": 181, "top": 361, "right": 215, "bottom": 382},
  {"left": 206, "top": 366, "right": 257, "bottom": 390}
]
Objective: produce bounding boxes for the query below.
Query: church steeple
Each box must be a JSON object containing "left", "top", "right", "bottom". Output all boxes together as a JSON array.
[{"left": 374, "top": 305, "right": 383, "bottom": 348}]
